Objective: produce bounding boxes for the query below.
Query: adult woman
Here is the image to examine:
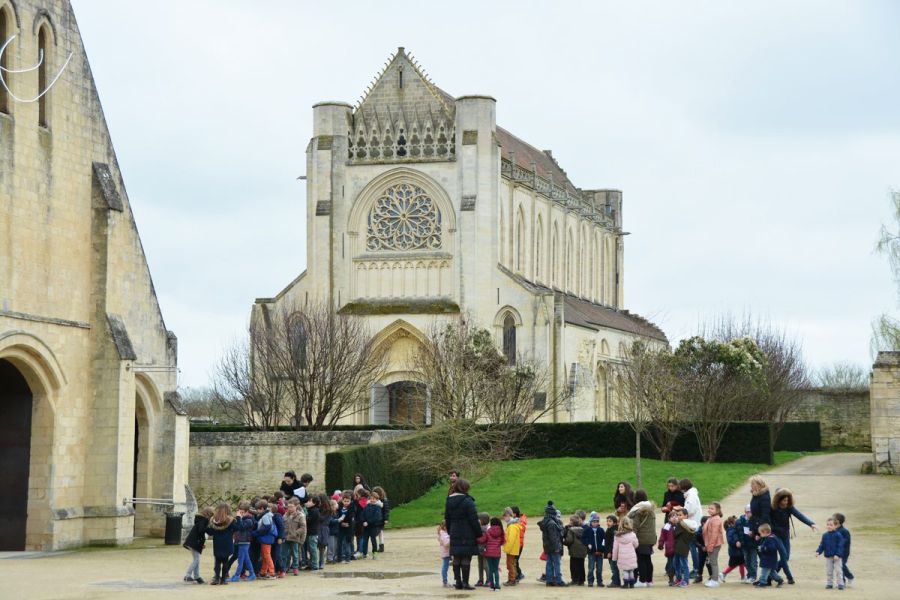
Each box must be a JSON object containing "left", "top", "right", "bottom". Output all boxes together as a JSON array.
[
  {"left": 770, "top": 488, "right": 817, "bottom": 585},
  {"left": 613, "top": 481, "right": 636, "bottom": 511},
  {"left": 352, "top": 473, "right": 371, "bottom": 491},
  {"left": 747, "top": 474, "right": 771, "bottom": 583},
  {"left": 679, "top": 479, "right": 701, "bottom": 577},
  {"left": 627, "top": 489, "right": 657, "bottom": 587},
  {"left": 280, "top": 471, "right": 301, "bottom": 498},
  {"left": 444, "top": 479, "right": 482, "bottom": 590}
]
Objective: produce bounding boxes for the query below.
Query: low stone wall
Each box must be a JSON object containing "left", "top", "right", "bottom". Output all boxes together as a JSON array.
[
  {"left": 189, "top": 430, "right": 412, "bottom": 506},
  {"left": 789, "top": 389, "right": 870, "bottom": 448}
]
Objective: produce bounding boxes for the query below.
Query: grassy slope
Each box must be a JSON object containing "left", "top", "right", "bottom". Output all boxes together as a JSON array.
[{"left": 388, "top": 451, "right": 804, "bottom": 529}]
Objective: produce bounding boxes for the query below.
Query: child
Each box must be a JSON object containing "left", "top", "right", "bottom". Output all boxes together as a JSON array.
[
  {"left": 337, "top": 492, "right": 356, "bottom": 563},
  {"left": 582, "top": 512, "right": 605, "bottom": 587},
  {"left": 563, "top": 515, "right": 587, "bottom": 585},
  {"left": 273, "top": 490, "right": 287, "bottom": 515},
  {"left": 673, "top": 508, "right": 696, "bottom": 588},
  {"left": 756, "top": 523, "right": 786, "bottom": 587},
  {"left": 475, "top": 512, "right": 490, "bottom": 586},
  {"left": 183, "top": 506, "right": 213, "bottom": 584},
  {"left": 206, "top": 503, "right": 239, "bottom": 585},
  {"left": 328, "top": 499, "right": 340, "bottom": 563},
  {"left": 737, "top": 504, "right": 758, "bottom": 583},
  {"left": 721, "top": 515, "right": 746, "bottom": 583},
  {"left": 483, "top": 517, "right": 505, "bottom": 590},
  {"left": 230, "top": 502, "right": 256, "bottom": 582},
  {"left": 253, "top": 500, "right": 277, "bottom": 579},
  {"left": 438, "top": 521, "right": 452, "bottom": 587},
  {"left": 703, "top": 502, "right": 724, "bottom": 588},
  {"left": 353, "top": 487, "right": 370, "bottom": 557},
  {"left": 512, "top": 506, "right": 527, "bottom": 582},
  {"left": 537, "top": 501, "right": 565, "bottom": 586},
  {"left": 317, "top": 493, "right": 333, "bottom": 569},
  {"left": 305, "top": 496, "right": 322, "bottom": 570},
  {"left": 373, "top": 486, "right": 390, "bottom": 552},
  {"left": 361, "top": 490, "right": 383, "bottom": 560},
  {"left": 270, "top": 501, "right": 287, "bottom": 577},
  {"left": 502, "top": 508, "right": 522, "bottom": 586},
  {"left": 833, "top": 513, "right": 853, "bottom": 586},
  {"left": 693, "top": 516, "right": 713, "bottom": 583},
  {"left": 657, "top": 512, "right": 676, "bottom": 586},
  {"left": 612, "top": 516, "right": 639, "bottom": 588},
  {"left": 816, "top": 518, "right": 846, "bottom": 590},
  {"left": 604, "top": 515, "right": 620, "bottom": 587},
  {"left": 284, "top": 497, "right": 307, "bottom": 575}
]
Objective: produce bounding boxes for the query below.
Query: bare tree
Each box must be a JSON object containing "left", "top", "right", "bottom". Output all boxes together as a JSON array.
[
  {"left": 814, "top": 362, "right": 869, "bottom": 392},
  {"left": 179, "top": 386, "right": 240, "bottom": 423},
  {"left": 872, "top": 190, "right": 900, "bottom": 357}
]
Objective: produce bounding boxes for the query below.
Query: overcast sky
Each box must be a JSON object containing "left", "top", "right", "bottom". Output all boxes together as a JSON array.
[{"left": 71, "top": 0, "right": 899, "bottom": 388}]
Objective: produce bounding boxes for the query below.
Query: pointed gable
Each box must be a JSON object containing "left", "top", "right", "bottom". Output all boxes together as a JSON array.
[{"left": 349, "top": 48, "right": 455, "bottom": 163}]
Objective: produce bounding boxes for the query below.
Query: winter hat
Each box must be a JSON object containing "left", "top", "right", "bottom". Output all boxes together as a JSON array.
[
  {"left": 589, "top": 511, "right": 600, "bottom": 523},
  {"left": 744, "top": 504, "right": 752, "bottom": 512},
  {"left": 332, "top": 490, "right": 343, "bottom": 500},
  {"left": 547, "top": 500, "right": 554, "bottom": 507}
]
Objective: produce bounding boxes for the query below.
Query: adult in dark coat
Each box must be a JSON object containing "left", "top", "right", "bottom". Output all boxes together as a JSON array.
[
  {"left": 746, "top": 475, "right": 772, "bottom": 583},
  {"left": 613, "top": 481, "right": 636, "bottom": 511},
  {"left": 770, "top": 488, "right": 817, "bottom": 584},
  {"left": 444, "top": 479, "right": 481, "bottom": 590},
  {"left": 280, "top": 471, "right": 301, "bottom": 498}
]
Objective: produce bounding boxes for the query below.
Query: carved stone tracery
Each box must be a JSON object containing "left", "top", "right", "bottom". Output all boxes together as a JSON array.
[{"left": 366, "top": 182, "right": 442, "bottom": 251}]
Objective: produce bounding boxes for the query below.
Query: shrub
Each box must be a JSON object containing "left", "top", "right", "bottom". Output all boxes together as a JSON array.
[{"left": 775, "top": 422, "right": 821, "bottom": 451}]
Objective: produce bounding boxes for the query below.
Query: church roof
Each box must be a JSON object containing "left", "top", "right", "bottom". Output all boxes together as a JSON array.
[
  {"left": 497, "top": 264, "right": 668, "bottom": 343},
  {"left": 354, "top": 48, "right": 579, "bottom": 193}
]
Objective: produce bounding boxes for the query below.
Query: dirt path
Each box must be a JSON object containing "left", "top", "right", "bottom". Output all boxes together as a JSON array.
[{"left": 1, "top": 453, "right": 897, "bottom": 599}]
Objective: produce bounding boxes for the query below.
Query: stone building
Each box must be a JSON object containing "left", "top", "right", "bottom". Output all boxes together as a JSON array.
[
  {"left": 0, "top": 0, "right": 188, "bottom": 550},
  {"left": 253, "top": 48, "right": 666, "bottom": 426}
]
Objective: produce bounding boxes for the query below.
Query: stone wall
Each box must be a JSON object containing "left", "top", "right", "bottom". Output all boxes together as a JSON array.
[
  {"left": 188, "top": 430, "right": 412, "bottom": 505},
  {"left": 790, "top": 388, "right": 871, "bottom": 448},
  {"left": 871, "top": 352, "right": 900, "bottom": 474}
]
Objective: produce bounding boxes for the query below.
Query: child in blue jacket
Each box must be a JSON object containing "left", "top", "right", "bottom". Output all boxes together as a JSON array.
[
  {"left": 816, "top": 518, "right": 847, "bottom": 590},
  {"left": 755, "top": 524, "right": 786, "bottom": 587},
  {"left": 832, "top": 513, "right": 853, "bottom": 586},
  {"left": 206, "top": 503, "right": 243, "bottom": 585},
  {"left": 271, "top": 503, "right": 287, "bottom": 577},
  {"left": 581, "top": 512, "right": 605, "bottom": 587},
  {"left": 721, "top": 515, "right": 746, "bottom": 582}
]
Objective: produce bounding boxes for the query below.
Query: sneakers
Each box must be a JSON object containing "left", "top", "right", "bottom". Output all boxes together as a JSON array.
[
  {"left": 719, "top": 573, "right": 726, "bottom": 583},
  {"left": 678, "top": 580, "right": 689, "bottom": 588},
  {"left": 353, "top": 551, "right": 363, "bottom": 559},
  {"left": 705, "top": 580, "right": 720, "bottom": 588},
  {"left": 826, "top": 585, "right": 834, "bottom": 590},
  {"left": 183, "top": 576, "right": 194, "bottom": 583},
  {"left": 475, "top": 581, "right": 485, "bottom": 587},
  {"left": 744, "top": 577, "right": 756, "bottom": 585},
  {"left": 194, "top": 577, "right": 205, "bottom": 585},
  {"left": 379, "top": 543, "right": 385, "bottom": 552},
  {"left": 634, "top": 582, "right": 647, "bottom": 588},
  {"left": 210, "top": 577, "right": 220, "bottom": 586},
  {"left": 229, "top": 575, "right": 241, "bottom": 583},
  {"left": 838, "top": 585, "right": 845, "bottom": 590},
  {"left": 846, "top": 578, "right": 854, "bottom": 587},
  {"left": 246, "top": 574, "right": 256, "bottom": 582}
]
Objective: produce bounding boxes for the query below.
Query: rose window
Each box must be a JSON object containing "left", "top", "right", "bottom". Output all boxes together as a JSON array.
[{"left": 366, "top": 183, "right": 442, "bottom": 251}]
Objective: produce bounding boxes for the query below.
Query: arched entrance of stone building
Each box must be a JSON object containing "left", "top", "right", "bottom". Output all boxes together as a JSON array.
[
  {"left": 133, "top": 376, "right": 157, "bottom": 537},
  {"left": 387, "top": 381, "right": 428, "bottom": 425},
  {"left": 0, "top": 359, "right": 32, "bottom": 550}
]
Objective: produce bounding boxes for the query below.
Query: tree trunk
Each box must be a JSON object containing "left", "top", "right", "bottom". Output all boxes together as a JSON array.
[{"left": 635, "top": 428, "right": 643, "bottom": 488}]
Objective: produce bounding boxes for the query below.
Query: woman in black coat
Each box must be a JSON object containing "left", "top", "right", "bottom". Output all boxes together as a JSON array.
[
  {"left": 746, "top": 475, "right": 771, "bottom": 583},
  {"left": 444, "top": 479, "right": 482, "bottom": 590}
]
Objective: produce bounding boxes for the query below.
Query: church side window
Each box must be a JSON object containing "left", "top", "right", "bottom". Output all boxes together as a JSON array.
[
  {"left": 502, "top": 313, "right": 516, "bottom": 366},
  {"left": 366, "top": 182, "right": 442, "bottom": 251},
  {"left": 551, "top": 224, "right": 559, "bottom": 287},
  {"left": 535, "top": 218, "right": 543, "bottom": 281},
  {"left": 515, "top": 208, "right": 525, "bottom": 273},
  {"left": 38, "top": 24, "right": 48, "bottom": 127},
  {"left": 0, "top": 8, "right": 9, "bottom": 114}
]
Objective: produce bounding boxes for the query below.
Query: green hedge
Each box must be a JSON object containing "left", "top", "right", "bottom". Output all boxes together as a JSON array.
[
  {"left": 190, "top": 423, "right": 412, "bottom": 433},
  {"left": 326, "top": 421, "right": 775, "bottom": 506},
  {"left": 519, "top": 422, "right": 774, "bottom": 464},
  {"left": 325, "top": 432, "right": 440, "bottom": 506},
  {"left": 775, "top": 422, "right": 821, "bottom": 451}
]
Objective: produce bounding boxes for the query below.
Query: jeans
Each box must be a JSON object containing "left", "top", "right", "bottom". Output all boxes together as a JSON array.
[
  {"left": 363, "top": 526, "right": 380, "bottom": 557},
  {"left": 743, "top": 546, "right": 758, "bottom": 581},
  {"left": 545, "top": 552, "right": 562, "bottom": 584},
  {"left": 665, "top": 555, "right": 674, "bottom": 576},
  {"left": 759, "top": 566, "right": 783, "bottom": 585},
  {"left": 608, "top": 558, "right": 620, "bottom": 586},
  {"left": 185, "top": 549, "right": 201, "bottom": 579},
  {"left": 318, "top": 540, "right": 327, "bottom": 568},
  {"left": 340, "top": 534, "right": 354, "bottom": 561},
  {"left": 674, "top": 554, "right": 690, "bottom": 583},
  {"left": 328, "top": 534, "right": 338, "bottom": 562},
  {"left": 234, "top": 544, "right": 255, "bottom": 578},
  {"left": 272, "top": 541, "right": 283, "bottom": 573},
  {"left": 587, "top": 553, "right": 604, "bottom": 585},
  {"left": 441, "top": 556, "right": 451, "bottom": 585},
  {"left": 486, "top": 556, "right": 501, "bottom": 588},
  {"left": 307, "top": 535, "right": 319, "bottom": 570},
  {"left": 690, "top": 544, "right": 699, "bottom": 574},
  {"left": 776, "top": 534, "right": 793, "bottom": 581},
  {"left": 285, "top": 541, "right": 300, "bottom": 571},
  {"left": 842, "top": 557, "right": 854, "bottom": 581}
]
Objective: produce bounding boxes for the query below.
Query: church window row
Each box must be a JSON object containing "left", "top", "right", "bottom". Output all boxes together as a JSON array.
[
  {"left": 366, "top": 182, "right": 442, "bottom": 251},
  {"left": 0, "top": 2, "right": 56, "bottom": 127}
]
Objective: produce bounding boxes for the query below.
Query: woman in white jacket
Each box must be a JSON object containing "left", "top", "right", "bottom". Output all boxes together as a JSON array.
[{"left": 679, "top": 479, "right": 701, "bottom": 577}]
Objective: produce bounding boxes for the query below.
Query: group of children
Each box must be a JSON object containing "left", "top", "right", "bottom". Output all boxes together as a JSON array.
[
  {"left": 438, "top": 477, "right": 854, "bottom": 592},
  {"left": 183, "top": 472, "right": 390, "bottom": 585}
]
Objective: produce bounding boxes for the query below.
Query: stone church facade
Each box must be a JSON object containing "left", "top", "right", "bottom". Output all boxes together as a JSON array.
[
  {"left": 0, "top": 1, "right": 189, "bottom": 550},
  {"left": 254, "top": 48, "right": 666, "bottom": 426}
]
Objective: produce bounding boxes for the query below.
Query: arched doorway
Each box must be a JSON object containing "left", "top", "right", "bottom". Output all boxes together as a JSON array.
[
  {"left": 0, "top": 359, "right": 32, "bottom": 550},
  {"left": 133, "top": 388, "right": 154, "bottom": 537},
  {"left": 387, "top": 381, "right": 427, "bottom": 425}
]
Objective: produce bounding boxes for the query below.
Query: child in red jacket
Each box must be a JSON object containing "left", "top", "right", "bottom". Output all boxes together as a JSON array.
[
  {"left": 480, "top": 517, "right": 506, "bottom": 591},
  {"left": 658, "top": 512, "right": 677, "bottom": 585}
]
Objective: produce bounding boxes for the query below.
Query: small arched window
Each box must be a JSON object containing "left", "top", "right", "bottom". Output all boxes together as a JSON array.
[
  {"left": 551, "top": 224, "right": 559, "bottom": 287},
  {"left": 289, "top": 314, "right": 308, "bottom": 369},
  {"left": 37, "top": 24, "right": 48, "bottom": 127},
  {"left": 0, "top": 8, "right": 9, "bottom": 114},
  {"left": 535, "top": 217, "right": 543, "bottom": 281},
  {"left": 502, "top": 313, "right": 516, "bottom": 366},
  {"left": 515, "top": 208, "right": 525, "bottom": 273}
]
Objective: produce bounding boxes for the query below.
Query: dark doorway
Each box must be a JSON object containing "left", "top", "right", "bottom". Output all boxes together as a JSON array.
[
  {"left": 0, "top": 359, "right": 33, "bottom": 550},
  {"left": 387, "top": 381, "right": 427, "bottom": 425}
]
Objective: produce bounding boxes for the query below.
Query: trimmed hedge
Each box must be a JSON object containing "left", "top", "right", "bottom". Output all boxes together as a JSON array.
[
  {"left": 326, "top": 421, "right": 775, "bottom": 506},
  {"left": 325, "top": 432, "right": 440, "bottom": 506},
  {"left": 190, "top": 423, "right": 412, "bottom": 433},
  {"left": 775, "top": 422, "right": 821, "bottom": 451},
  {"left": 519, "top": 422, "right": 774, "bottom": 464}
]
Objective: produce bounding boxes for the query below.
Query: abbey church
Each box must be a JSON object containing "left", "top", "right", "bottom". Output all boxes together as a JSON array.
[{"left": 254, "top": 48, "right": 667, "bottom": 426}]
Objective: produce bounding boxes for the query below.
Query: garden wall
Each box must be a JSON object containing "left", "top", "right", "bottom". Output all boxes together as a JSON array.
[
  {"left": 189, "top": 430, "right": 412, "bottom": 506},
  {"left": 788, "top": 388, "right": 870, "bottom": 448}
]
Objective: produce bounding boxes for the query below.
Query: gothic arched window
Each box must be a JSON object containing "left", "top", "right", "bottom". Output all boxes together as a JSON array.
[
  {"left": 502, "top": 313, "right": 516, "bottom": 366},
  {"left": 0, "top": 7, "right": 9, "bottom": 114},
  {"left": 289, "top": 314, "right": 308, "bottom": 369},
  {"left": 515, "top": 208, "right": 525, "bottom": 273},
  {"left": 38, "top": 24, "right": 48, "bottom": 127},
  {"left": 535, "top": 216, "right": 544, "bottom": 281},
  {"left": 366, "top": 182, "right": 442, "bottom": 251}
]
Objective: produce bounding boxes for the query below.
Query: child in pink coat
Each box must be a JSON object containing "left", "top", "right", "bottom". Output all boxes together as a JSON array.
[{"left": 612, "top": 516, "right": 639, "bottom": 588}]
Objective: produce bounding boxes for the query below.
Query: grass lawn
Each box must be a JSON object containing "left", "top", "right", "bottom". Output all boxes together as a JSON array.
[{"left": 387, "top": 451, "right": 805, "bottom": 529}]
